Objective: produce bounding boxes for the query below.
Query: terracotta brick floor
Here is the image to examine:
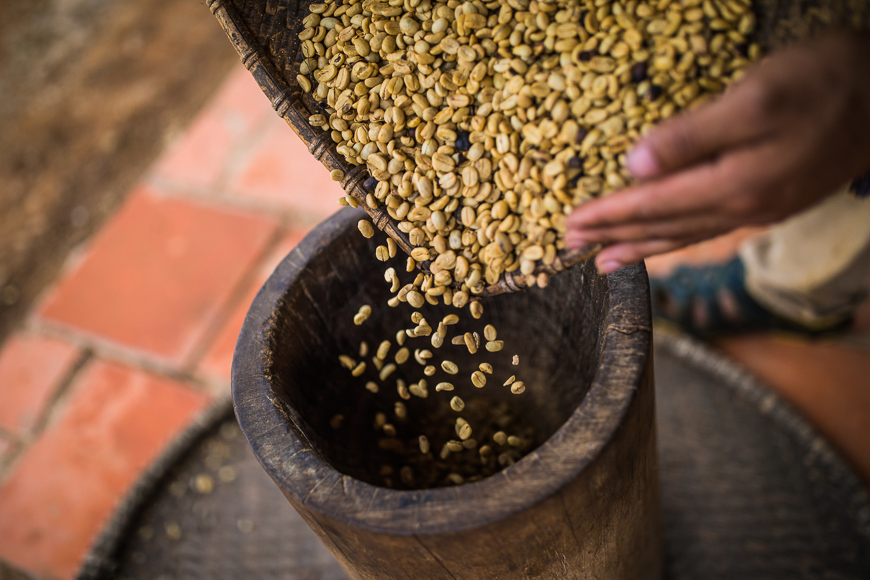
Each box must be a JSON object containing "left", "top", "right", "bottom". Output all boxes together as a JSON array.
[
  {"left": 0, "top": 65, "right": 343, "bottom": 580},
  {"left": 0, "top": 63, "right": 868, "bottom": 579}
]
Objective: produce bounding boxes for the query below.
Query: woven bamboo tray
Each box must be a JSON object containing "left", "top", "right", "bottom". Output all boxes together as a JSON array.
[
  {"left": 76, "top": 330, "right": 870, "bottom": 579},
  {"left": 205, "top": 0, "right": 869, "bottom": 295}
]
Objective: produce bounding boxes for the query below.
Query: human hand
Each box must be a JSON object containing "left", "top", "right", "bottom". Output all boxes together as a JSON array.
[{"left": 564, "top": 31, "right": 870, "bottom": 273}]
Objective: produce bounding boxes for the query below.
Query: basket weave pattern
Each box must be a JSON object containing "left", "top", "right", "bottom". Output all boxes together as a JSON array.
[{"left": 206, "top": 0, "right": 869, "bottom": 295}]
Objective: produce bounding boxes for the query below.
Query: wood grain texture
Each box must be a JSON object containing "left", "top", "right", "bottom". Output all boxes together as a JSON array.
[{"left": 232, "top": 208, "right": 660, "bottom": 579}]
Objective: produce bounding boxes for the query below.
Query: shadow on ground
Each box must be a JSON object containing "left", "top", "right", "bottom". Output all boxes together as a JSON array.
[{"left": 0, "top": 0, "right": 239, "bottom": 343}]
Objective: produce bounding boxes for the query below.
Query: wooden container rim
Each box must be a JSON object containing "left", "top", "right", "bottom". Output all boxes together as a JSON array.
[{"left": 231, "top": 207, "right": 653, "bottom": 536}]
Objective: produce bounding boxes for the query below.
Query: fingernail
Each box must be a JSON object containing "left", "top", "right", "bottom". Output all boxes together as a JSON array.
[
  {"left": 626, "top": 144, "right": 658, "bottom": 178},
  {"left": 597, "top": 260, "right": 623, "bottom": 274},
  {"left": 564, "top": 231, "right": 587, "bottom": 249}
]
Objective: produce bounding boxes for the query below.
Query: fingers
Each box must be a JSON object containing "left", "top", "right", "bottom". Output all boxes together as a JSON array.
[
  {"left": 567, "top": 137, "right": 791, "bottom": 236},
  {"left": 565, "top": 213, "right": 731, "bottom": 247},
  {"left": 565, "top": 143, "right": 788, "bottom": 271},
  {"left": 594, "top": 239, "right": 696, "bottom": 273},
  {"left": 625, "top": 77, "right": 772, "bottom": 179},
  {"left": 566, "top": 160, "right": 726, "bottom": 230}
]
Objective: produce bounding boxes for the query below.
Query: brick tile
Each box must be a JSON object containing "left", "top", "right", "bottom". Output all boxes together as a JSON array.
[
  {"left": 0, "top": 436, "right": 13, "bottom": 465},
  {"left": 227, "top": 116, "right": 343, "bottom": 220},
  {"left": 0, "top": 435, "right": 14, "bottom": 486},
  {"left": 0, "top": 359, "right": 210, "bottom": 580},
  {"left": 0, "top": 334, "right": 80, "bottom": 435},
  {"left": 152, "top": 66, "right": 274, "bottom": 189},
  {"left": 197, "top": 229, "right": 310, "bottom": 383},
  {"left": 37, "top": 188, "right": 280, "bottom": 368},
  {"left": 207, "top": 65, "right": 276, "bottom": 129},
  {"left": 715, "top": 336, "right": 870, "bottom": 484}
]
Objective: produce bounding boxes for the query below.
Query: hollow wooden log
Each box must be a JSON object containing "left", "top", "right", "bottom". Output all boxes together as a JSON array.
[{"left": 232, "top": 208, "right": 660, "bottom": 580}]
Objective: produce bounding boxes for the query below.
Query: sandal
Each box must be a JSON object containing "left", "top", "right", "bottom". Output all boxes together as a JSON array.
[{"left": 648, "top": 257, "right": 851, "bottom": 337}]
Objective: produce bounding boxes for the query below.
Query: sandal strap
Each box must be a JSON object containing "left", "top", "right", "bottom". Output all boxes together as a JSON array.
[{"left": 650, "top": 258, "right": 787, "bottom": 336}]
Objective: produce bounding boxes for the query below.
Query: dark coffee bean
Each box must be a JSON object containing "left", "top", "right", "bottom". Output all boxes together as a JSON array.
[
  {"left": 569, "top": 173, "right": 582, "bottom": 188},
  {"left": 577, "top": 50, "right": 594, "bottom": 62},
  {"left": 567, "top": 156, "right": 582, "bottom": 169},
  {"left": 575, "top": 127, "right": 589, "bottom": 145},
  {"left": 646, "top": 83, "right": 663, "bottom": 101},
  {"left": 363, "top": 176, "right": 378, "bottom": 191},
  {"left": 630, "top": 62, "right": 647, "bottom": 83},
  {"left": 455, "top": 129, "right": 470, "bottom": 152}
]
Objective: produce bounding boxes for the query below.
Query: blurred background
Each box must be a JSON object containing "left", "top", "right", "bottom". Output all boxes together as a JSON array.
[
  {"left": 0, "top": 0, "right": 238, "bottom": 343},
  {"left": 0, "top": 1, "right": 345, "bottom": 578},
  {"left": 1, "top": 1, "right": 869, "bottom": 579}
]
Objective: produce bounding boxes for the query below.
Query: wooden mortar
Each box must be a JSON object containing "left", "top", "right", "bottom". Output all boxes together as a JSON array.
[{"left": 232, "top": 208, "right": 660, "bottom": 579}]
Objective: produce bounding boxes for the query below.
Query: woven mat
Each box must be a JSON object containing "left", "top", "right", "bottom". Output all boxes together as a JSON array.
[{"left": 77, "top": 331, "right": 870, "bottom": 580}]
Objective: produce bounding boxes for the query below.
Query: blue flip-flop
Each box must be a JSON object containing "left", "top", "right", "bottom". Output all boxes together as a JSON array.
[{"left": 649, "top": 257, "right": 852, "bottom": 337}]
